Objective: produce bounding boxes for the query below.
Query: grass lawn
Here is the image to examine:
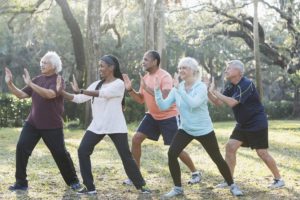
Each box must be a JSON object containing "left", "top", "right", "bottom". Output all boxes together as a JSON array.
[{"left": 0, "top": 120, "right": 299, "bottom": 200}]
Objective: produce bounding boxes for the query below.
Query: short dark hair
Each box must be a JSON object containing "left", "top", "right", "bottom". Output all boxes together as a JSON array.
[{"left": 146, "top": 50, "right": 160, "bottom": 66}]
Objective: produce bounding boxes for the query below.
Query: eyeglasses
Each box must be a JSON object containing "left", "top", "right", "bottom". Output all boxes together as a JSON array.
[{"left": 40, "top": 61, "right": 50, "bottom": 66}]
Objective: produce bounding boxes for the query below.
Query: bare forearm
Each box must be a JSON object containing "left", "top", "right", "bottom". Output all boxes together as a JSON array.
[
  {"left": 208, "top": 91, "right": 223, "bottom": 106},
  {"left": 128, "top": 90, "right": 144, "bottom": 104},
  {"left": 29, "top": 82, "right": 56, "bottom": 99},
  {"left": 214, "top": 91, "right": 238, "bottom": 108},
  {"left": 7, "top": 83, "right": 28, "bottom": 99},
  {"left": 61, "top": 90, "right": 74, "bottom": 101}
]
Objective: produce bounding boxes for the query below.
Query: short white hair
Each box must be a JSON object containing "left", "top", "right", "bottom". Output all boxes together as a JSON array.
[
  {"left": 228, "top": 60, "right": 244, "bottom": 75},
  {"left": 178, "top": 57, "right": 200, "bottom": 77},
  {"left": 41, "top": 51, "right": 62, "bottom": 73}
]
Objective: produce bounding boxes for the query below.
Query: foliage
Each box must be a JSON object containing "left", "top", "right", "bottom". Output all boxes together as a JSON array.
[{"left": 0, "top": 94, "right": 31, "bottom": 127}]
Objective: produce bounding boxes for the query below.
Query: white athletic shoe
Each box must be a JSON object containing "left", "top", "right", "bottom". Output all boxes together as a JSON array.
[
  {"left": 188, "top": 171, "right": 201, "bottom": 184},
  {"left": 122, "top": 178, "right": 133, "bottom": 186},
  {"left": 215, "top": 181, "right": 229, "bottom": 188},
  {"left": 230, "top": 183, "right": 243, "bottom": 196},
  {"left": 164, "top": 186, "right": 184, "bottom": 198},
  {"left": 268, "top": 179, "right": 285, "bottom": 189}
]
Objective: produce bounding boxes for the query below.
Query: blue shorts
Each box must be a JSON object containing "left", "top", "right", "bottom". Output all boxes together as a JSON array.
[{"left": 137, "top": 113, "right": 178, "bottom": 145}]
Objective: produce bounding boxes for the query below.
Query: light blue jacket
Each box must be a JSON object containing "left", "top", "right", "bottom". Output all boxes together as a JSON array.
[{"left": 154, "top": 80, "right": 213, "bottom": 136}]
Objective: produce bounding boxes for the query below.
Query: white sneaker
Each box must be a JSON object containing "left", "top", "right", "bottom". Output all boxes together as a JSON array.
[
  {"left": 230, "top": 183, "right": 243, "bottom": 196},
  {"left": 122, "top": 178, "right": 133, "bottom": 186},
  {"left": 164, "top": 186, "right": 183, "bottom": 198},
  {"left": 268, "top": 179, "right": 285, "bottom": 189},
  {"left": 215, "top": 181, "right": 229, "bottom": 188},
  {"left": 188, "top": 171, "right": 201, "bottom": 184}
]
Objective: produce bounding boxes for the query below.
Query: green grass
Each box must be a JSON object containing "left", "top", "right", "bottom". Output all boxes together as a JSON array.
[{"left": 0, "top": 120, "right": 299, "bottom": 200}]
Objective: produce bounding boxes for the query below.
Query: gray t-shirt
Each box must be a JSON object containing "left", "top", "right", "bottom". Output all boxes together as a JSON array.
[{"left": 22, "top": 74, "right": 64, "bottom": 129}]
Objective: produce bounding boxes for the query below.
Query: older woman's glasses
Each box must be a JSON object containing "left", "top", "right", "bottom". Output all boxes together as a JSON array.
[{"left": 40, "top": 61, "right": 50, "bottom": 66}]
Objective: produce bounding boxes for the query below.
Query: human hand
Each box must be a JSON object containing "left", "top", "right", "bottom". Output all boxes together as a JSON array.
[
  {"left": 70, "top": 74, "right": 80, "bottom": 93},
  {"left": 209, "top": 77, "right": 215, "bottom": 93},
  {"left": 22, "top": 68, "right": 32, "bottom": 86},
  {"left": 173, "top": 72, "right": 179, "bottom": 88},
  {"left": 139, "top": 73, "right": 146, "bottom": 89},
  {"left": 122, "top": 73, "right": 133, "bottom": 91},
  {"left": 5, "top": 67, "right": 13, "bottom": 84},
  {"left": 56, "top": 75, "right": 63, "bottom": 93},
  {"left": 154, "top": 77, "right": 160, "bottom": 90}
]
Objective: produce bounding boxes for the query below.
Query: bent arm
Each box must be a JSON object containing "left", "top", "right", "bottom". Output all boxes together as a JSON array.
[
  {"left": 154, "top": 88, "right": 175, "bottom": 111},
  {"left": 213, "top": 91, "right": 239, "bottom": 108},
  {"left": 7, "top": 83, "right": 29, "bottom": 99},
  {"left": 28, "top": 82, "right": 57, "bottom": 99}
]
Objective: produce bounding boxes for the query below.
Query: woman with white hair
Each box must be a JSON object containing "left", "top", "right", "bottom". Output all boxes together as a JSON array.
[
  {"left": 5, "top": 51, "right": 81, "bottom": 191},
  {"left": 154, "top": 57, "right": 243, "bottom": 198}
]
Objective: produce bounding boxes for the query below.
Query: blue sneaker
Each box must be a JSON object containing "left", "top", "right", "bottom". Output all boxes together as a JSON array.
[{"left": 8, "top": 183, "right": 28, "bottom": 191}]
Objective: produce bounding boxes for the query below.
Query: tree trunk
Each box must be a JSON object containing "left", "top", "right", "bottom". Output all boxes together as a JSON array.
[
  {"left": 84, "top": 0, "right": 102, "bottom": 128},
  {"left": 154, "top": 0, "right": 167, "bottom": 69},
  {"left": 142, "top": 0, "right": 155, "bottom": 51},
  {"left": 292, "top": 85, "right": 300, "bottom": 118},
  {"left": 253, "top": 0, "right": 263, "bottom": 100},
  {"left": 55, "top": 0, "right": 86, "bottom": 85}
]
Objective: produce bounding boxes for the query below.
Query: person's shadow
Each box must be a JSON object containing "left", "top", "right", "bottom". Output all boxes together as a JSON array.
[
  {"left": 15, "top": 190, "right": 29, "bottom": 200},
  {"left": 61, "top": 189, "right": 99, "bottom": 200}
]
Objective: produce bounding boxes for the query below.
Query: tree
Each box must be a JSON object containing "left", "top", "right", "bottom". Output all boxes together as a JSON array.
[
  {"left": 253, "top": 0, "right": 263, "bottom": 99},
  {"left": 55, "top": 0, "right": 86, "bottom": 85}
]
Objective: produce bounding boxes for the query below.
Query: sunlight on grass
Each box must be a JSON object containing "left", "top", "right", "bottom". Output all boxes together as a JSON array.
[{"left": 0, "top": 120, "right": 299, "bottom": 200}]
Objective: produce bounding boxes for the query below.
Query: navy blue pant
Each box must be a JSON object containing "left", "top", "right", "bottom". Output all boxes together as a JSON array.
[
  {"left": 15, "top": 122, "right": 79, "bottom": 186},
  {"left": 78, "top": 131, "right": 146, "bottom": 191}
]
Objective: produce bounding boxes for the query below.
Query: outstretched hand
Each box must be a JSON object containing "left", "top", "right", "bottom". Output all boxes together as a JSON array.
[
  {"left": 5, "top": 67, "right": 13, "bottom": 84},
  {"left": 173, "top": 72, "right": 179, "bottom": 88},
  {"left": 209, "top": 77, "right": 215, "bottom": 93},
  {"left": 22, "top": 68, "right": 32, "bottom": 86},
  {"left": 154, "top": 77, "right": 160, "bottom": 90},
  {"left": 56, "top": 75, "right": 63, "bottom": 93},
  {"left": 122, "top": 73, "right": 133, "bottom": 91},
  {"left": 70, "top": 74, "right": 80, "bottom": 93}
]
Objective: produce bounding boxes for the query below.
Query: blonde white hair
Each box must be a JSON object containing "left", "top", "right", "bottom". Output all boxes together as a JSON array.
[
  {"left": 41, "top": 51, "right": 62, "bottom": 73},
  {"left": 178, "top": 57, "right": 200, "bottom": 77}
]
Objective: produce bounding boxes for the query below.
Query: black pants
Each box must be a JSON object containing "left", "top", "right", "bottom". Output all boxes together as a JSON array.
[
  {"left": 15, "top": 122, "right": 79, "bottom": 186},
  {"left": 78, "top": 131, "right": 146, "bottom": 191},
  {"left": 168, "top": 130, "right": 233, "bottom": 187}
]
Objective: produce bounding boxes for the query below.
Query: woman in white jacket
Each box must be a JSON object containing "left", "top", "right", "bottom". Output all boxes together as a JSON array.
[{"left": 57, "top": 55, "right": 150, "bottom": 195}]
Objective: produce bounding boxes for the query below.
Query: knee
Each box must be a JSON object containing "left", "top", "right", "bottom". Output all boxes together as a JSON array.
[
  {"left": 132, "top": 133, "right": 145, "bottom": 146},
  {"left": 225, "top": 142, "right": 238, "bottom": 155},
  {"left": 168, "top": 148, "right": 178, "bottom": 160}
]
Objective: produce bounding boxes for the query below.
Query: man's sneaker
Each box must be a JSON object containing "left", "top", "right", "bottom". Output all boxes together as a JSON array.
[
  {"left": 230, "top": 183, "right": 243, "bottom": 196},
  {"left": 188, "top": 171, "right": 201, "bottom": 184},
  {"left": 70, "top": 182, "right": 83, "bottom": 191},
  {"left": 140, "top": 185, "right": 151, "bottom": 194},
  {"left": 76, "top": 187, "right": 97, "bottom": 195},
  {"left": 164, "top": 186, "right": 183, "bottom": 198},
  {"left": 8, "top": 183, "right": 28, "bottom": 191},
  {"left": 215, "top": 181, "right": 229, "bottom": 188},
  {"left": 268, "top": 179, "right": 285, "bottom": 189},
  {"left": 123, "top": 178, "right": 133, "bottom": 186}
]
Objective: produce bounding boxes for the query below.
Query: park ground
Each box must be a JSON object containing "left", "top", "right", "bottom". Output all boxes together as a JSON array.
[{"left": 0, "top": 120, "right": 299, "bottom": 200}]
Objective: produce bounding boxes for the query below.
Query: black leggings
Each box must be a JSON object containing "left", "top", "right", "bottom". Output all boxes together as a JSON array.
[
  {"left": 78, "top": 131, "right": 145, "bottom": 190},
  {"left": 168, "top": 130, "right": 233, "bottom": 187}
]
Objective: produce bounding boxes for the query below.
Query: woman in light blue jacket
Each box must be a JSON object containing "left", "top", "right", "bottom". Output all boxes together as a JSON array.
[{"left": 154, "top": 57, "right": 242, "bottom": 198}]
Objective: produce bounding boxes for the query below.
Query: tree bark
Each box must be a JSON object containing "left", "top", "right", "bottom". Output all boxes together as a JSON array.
[
  {"left": 84, "top": 0, "right": 102, "bottom": 127},
  {"left": 55, "top": 0, "right": 86, "bottom": 85},
  {"left": 253, "top": 0, "right": 263, "bottom": 99}
]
